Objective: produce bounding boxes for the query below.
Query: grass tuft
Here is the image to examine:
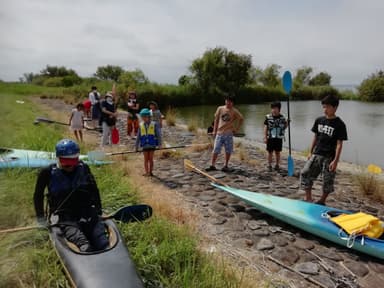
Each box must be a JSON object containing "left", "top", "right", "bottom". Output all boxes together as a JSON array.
[
  {"left": 187, "top": 116, "right": 199, "bottom": 133},
  {"left": 354, "top": 172, "right": 384, "bottom": 202},
  {"left": 165, "top": 107, "right": 178, "bottom": 126}
]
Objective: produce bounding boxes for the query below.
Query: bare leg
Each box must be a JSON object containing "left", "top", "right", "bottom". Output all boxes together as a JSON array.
[
  {"left": 317, "top": 192, "right": 329, "bottom": 204},
  {"left": 267, "top": 151, "right": 273, "bottom": 166},
  {"left": 211, "top": 153, "right": 219, "bottom": 167},
  {"left": 148, "top": 150, "right": 155, "bottom": 175},
  {"left": 79, "top": 130, "right": 83, "bottom": 142},
  {"left": 74, "top": 130, "right": 79, "bottom": 142},
  {"left": 143, "top": 151, "right": 149, "bottom": 175},
  {"left": 275, "top": 151, "right": 281, "bottom": 167},
  {"left": 224, "top": 153, "right": 231, "bottom": 167},
  {"left": 305, "top": 188, "right": 313, "bottom": 202}
]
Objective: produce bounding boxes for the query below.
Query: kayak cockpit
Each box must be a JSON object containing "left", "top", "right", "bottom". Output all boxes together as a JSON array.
[{"left": 61, "top": 221, "right": 119, "bottom": 255}]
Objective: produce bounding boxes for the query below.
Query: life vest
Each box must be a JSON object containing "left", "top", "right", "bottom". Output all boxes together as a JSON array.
[
  {"left": 48, "top": 163, "right": 90, "bottom": 215},
  {"left": 265, "top": 114, "right": 286, "bottom": 139},
  {"left": 139, "top": 122, "right": 158, "bottom": 147}
]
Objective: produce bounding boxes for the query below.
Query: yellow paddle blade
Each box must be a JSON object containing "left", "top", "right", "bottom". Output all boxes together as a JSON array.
[
  {"left": 183, "top": 159, "right": 194, "bottom": 171},
  {"left": 367, "top": 164, "right": 382, "bottom": 174}
]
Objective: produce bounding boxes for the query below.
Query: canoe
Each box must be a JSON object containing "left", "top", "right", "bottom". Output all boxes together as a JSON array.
[
  {"left": 212, "top": 183, "right": 384, "bottom": 259},
  {"left": 50, "top": 219, "right": 143, "bottom": 288},
  {"left": 0, "top": 148, "right": 111, "bottom": 169}
]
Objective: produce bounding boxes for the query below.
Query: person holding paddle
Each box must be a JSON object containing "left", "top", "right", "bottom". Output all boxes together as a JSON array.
[
  {"left": 206, "top": 94, "right": 243, "bottom": 172},
  {"left": 301, "top": 95, "right": 348, "bottom": 205},
  {"left": 135, "top": 108, "right": 161, "bottom": 176},
  {"left": 33, "top": 139, "right": 109, "bottom": 252},
  {"left": 263, "top": 102, "right": 288, "bottom": 172}
]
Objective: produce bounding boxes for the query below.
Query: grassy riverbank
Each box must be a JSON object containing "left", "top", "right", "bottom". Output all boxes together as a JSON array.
[{"left": 0, "top": 92, "right": 249, "bottom": 286}]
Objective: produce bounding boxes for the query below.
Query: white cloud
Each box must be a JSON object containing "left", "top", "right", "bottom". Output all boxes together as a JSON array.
[{"left": 0, "top": 0, "right": 383, "bottom": 84}]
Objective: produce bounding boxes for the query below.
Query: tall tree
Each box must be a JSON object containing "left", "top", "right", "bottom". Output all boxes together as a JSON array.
[
  {"left": 260, "top": 64, "right": 281, "bottom": 87},
  {"left": 293, "top": 66, "right": 313, "bottom": 89},
  {"left": 118, "top": 69, "right": 149, "bottom": 88},
  {"left": 309, "top": 72, "right": 331, "bottom": 86},
  {"left": 94, "top": 65, "right": 124, "bottom": 81},
  {"left": 189, "top": 47, "right": 252, "bottom": 96},
  {"left": 40, "top": 65, "right": 78, "bottom": 77}
]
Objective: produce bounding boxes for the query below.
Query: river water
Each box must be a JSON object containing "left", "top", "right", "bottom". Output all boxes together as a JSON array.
[{"left": 176, "top": 100, "right": 384, "bottom": 167}]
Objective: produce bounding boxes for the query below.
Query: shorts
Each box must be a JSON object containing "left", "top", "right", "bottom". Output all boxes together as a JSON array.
[
  {"left": 213, "top": 133, "right": 233, "bottom": 154},
  {"left": 266, "top": 138, "right": 283, "bottom": 152},
  {"left": 300, "top": 154, "right": 335, "bottom": 194}
]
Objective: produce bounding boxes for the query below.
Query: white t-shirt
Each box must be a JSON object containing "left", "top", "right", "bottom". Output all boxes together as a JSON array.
[{"left": 89, "top": 91, "right": 100, "bottom": 105}]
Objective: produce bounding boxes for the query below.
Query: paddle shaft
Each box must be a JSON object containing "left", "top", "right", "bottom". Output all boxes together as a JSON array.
[
  {"left": 35, "top": 117, "right": 99, "bottom": 131},
  {"left": 184, "top": 160, "right": 227, "bottom": 186},
  {"left": 287, "top": 94, "right": 292, "bottom": 156},
  {"left": 0, "top": 225, "right": 43, "bottom": 234}
]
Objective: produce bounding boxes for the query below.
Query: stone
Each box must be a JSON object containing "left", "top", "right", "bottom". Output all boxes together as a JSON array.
[
  {"left": 270, "top": 247, "right": 300, "bottom": 266},
  {"left": 318, "top": 249, "right": 343, "bottom": 261},
  {"left": 236, "top": 212, "right": 253, "bottom": 221},
  {"left": 211, "top": 217, "right": 227, "bottom": 225},
  {"left": 198, "top": 195, "right": 215, "bottom": 202},
  {"left": 252, "top": 229, "right": 270, "bottom": 237},
  {"left": 343, "top": 260, "right": 369, "bottom": 277},
  {"left": 247, "top": 220, "right": 261, "bottom": 230},
  {"left": 272, "top": 236, "right": 289, "bottom": 247},
  {"left": 312, "top": 275, "right": 335, "bottom": 288},
  {"left": 218, "top": 211, "right": 234, "bottom": 218},
  {"left": 295, "top": 262, "right": 319, "bottom": 275},
  {"left": 293, "top": 238, "right": 315, "bottom": 250},
  {"left": 210, "top": 203, "right": 226, "bottom": 213},
  {"left": 368, "top": 261, "right": 384, "bottom": 273},
  {"left": 213, "top": 173, "right": 227, "bottom": 179},
  {"left": 256, "top": 238, "right": 275, "bottom": 250}
]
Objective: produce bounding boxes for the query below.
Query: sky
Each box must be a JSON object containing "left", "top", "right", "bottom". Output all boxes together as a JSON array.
[{"left": 0, "top": 0, "right": 383, "bottom": 85}]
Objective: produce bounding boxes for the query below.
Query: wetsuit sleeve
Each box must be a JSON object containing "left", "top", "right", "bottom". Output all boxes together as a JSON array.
[
  {"left": 33, "top": 167, "right": 51, "bottom": 218},
  {"left": 84, "top": 164, "right": 103, "bottom": 215}
]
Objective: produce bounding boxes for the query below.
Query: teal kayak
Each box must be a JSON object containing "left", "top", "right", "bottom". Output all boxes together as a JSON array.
[
  {"left": 0, "top": 148, "right": 111, "bottom": 169},
  {"left": 212, "top": 183, "right": 384, "bottom": 259}
]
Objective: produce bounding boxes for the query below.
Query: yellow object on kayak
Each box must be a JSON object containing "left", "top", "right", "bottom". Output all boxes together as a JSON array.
[
  {"left": 367, "top": 164, "right": 382, "bottom": 174},
  {"left": 330, "top": 212, "right": 384, "bottom": 238}
]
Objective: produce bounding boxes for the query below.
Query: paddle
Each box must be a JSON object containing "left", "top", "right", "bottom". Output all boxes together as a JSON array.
[
  {"left": 183, "top": 159, "right": 227, "bottom": 186},
  {"left": 0, "top": 204, "right": 153, "bottom": 234},
  {"left": 282, "top": 71, "right": 294, "bottom": 176},
  {"left": 208, "top": 133, "right": 246, "bottom": 138},
  {"left": 88, "top": 144, "right": 209, "bottom": 161},
  {"left": 367, "top": 164, "right": 382, "bottom": 174},
  {"left": 34, "top": 117, "right": 101, "bottom": 131}
]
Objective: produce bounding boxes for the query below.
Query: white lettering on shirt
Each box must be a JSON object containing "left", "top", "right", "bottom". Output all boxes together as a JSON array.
[{"left": 318, "top": 124, "right": 334, "bottom": 136}]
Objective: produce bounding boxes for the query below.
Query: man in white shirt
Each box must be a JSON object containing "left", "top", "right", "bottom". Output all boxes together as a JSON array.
[{"left": 89, "top": 86, "right": 101, "bottom": 129}]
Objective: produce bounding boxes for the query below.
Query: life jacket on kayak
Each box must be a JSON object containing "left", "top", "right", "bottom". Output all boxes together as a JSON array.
[
  {"left": 48, "top": 162, "right": 98, "bottom": 218},
  {"left": 139, "top": 122, "right": 158, "bottom": 148},
  {"left": 265, "top": 114, "right": 286, "bottom": 139},
  {"left": 330, "top": 212, "right": 384, "bottom": 239}
]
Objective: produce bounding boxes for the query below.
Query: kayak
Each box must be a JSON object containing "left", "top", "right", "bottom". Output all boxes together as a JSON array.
[
  {"left": 50, "top": 219, "right": 143, "bottom": 288},
  {"left": 0, "top": 148, "right": 111, "bottom": 169},
  {"left": 212, "top": 183, "right": 384, "bottom": 259}
]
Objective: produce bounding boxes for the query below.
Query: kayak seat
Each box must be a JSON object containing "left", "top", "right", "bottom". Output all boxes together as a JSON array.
[{"left": 64, "top": 221, "right": 118, "bottom": 254}]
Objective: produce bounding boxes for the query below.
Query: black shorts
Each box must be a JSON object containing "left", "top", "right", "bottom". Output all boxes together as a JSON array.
[{"left": 266, "top": 138, "right": 283, "bottom": 152}]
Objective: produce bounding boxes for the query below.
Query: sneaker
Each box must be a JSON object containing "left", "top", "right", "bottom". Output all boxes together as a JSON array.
[
  {"left": 274, "top": 165, "right": 280, "bottom": 171},
  {"left": 221, "top": 166, "right": 230, "bottom": 172},
  {"left": 315, "top": 200, "right": 326, "bottom": 206},
  {"left": 268, "top": 165, "right": 273, "bottom": 172},
  {"left": 205, "top": 165, "right": 217, "bottom": 171}
]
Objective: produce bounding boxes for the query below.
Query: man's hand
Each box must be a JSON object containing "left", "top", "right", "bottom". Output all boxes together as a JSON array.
[
  {"left": 263, "top": 137, "right": 267, "bottom": 144},
  {"left": 329, "top": 160, "right": 338, "bottom": 172}
]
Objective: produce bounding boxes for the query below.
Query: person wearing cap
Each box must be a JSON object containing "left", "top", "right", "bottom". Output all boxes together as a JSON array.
[
  {"left": 126, "top": 91, "right": 140, "bottom": 139},
  {"left": 33, "top": 139, "right": 109, "bottom": 252},
  {"left": 100, "top": 92, "right": 118, "bottom": 146},
  {"left": 206, "top": 95, "right": 244, "bottom": 172},
  {"left": 89, "top": 86, "right": 101, "bottom": 129},
  {"left": 135, "top": 108, "right": 162, "bottom": 176}
]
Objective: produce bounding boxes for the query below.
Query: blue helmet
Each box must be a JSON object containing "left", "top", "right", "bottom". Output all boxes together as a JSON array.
[
  {"left": 55, "top": 139, "right": 80, "bottom": 158},
  {"left": 139, "top": 108, "right": 151, "bottom": 117}
]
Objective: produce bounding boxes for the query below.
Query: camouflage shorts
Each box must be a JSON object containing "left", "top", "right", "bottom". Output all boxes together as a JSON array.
[{"left": 300, "top": 154, "right": 336, "bottom": 194}]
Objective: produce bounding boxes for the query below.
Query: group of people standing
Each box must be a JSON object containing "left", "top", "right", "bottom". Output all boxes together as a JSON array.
[{"left": 206, "top": 94, "right": 347, "bottom": 206}]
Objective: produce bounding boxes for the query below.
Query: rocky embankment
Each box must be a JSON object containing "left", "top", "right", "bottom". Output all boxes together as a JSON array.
[{"left": 38, "top": 98, "right": 384, "bottom": 288}]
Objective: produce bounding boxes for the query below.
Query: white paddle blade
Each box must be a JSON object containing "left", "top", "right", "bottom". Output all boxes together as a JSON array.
[{"left": 88, "top": 151, "right": 106, "bottom": 161}]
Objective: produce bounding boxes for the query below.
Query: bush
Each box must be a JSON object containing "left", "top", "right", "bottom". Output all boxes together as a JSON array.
[
  {"left": 358, "top": 71, "right": 384, "bottom": 102},
  {"left": 291, "top": 86, "right": 340, "bottom": 100},
  {"left": 43, "top": 77, "right": 63, "bottom": 87}
]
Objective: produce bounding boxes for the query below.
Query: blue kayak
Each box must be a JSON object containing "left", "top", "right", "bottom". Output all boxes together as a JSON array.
[
  {"left": 212, "top": 183, "right": 384, "bottom": 259},
  {"left": 0, "top": 148, "right": 111, "bottom": 169}
]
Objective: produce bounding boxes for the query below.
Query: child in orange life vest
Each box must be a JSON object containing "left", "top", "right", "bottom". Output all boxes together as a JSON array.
[{"left": 135, "top": 108, "right": 162, "bottom": 176}]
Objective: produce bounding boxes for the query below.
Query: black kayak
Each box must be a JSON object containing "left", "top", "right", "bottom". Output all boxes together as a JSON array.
[{"left": 50, "top": 219, "right": 143, "bottom": 288}]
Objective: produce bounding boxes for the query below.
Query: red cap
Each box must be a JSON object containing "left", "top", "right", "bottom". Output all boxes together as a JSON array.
[{"left": 59, "top": 157, "right": 79, "bottom": 166}]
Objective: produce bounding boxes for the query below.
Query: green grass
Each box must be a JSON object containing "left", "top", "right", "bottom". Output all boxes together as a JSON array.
[{"left": 1, "top": 91, "right": 249, "bottom": 287}]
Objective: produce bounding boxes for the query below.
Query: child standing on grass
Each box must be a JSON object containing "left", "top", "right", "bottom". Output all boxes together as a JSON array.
[
  {"left": 301, "top": 95, "right": 348, "bottom": 205},
  {"left": 263, "top": 102, "right": 287, "bottom": 171},
  {"left": 69, "top": 103, "right": 84, "bottom": 142},
  {"left": 136, "top": 108, "right": 162, "bottom": 177}
]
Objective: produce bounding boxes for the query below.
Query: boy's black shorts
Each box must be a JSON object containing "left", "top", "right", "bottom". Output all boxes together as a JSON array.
[{"left": 266, "top": 138, "right": 283, "bottom": 152}]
